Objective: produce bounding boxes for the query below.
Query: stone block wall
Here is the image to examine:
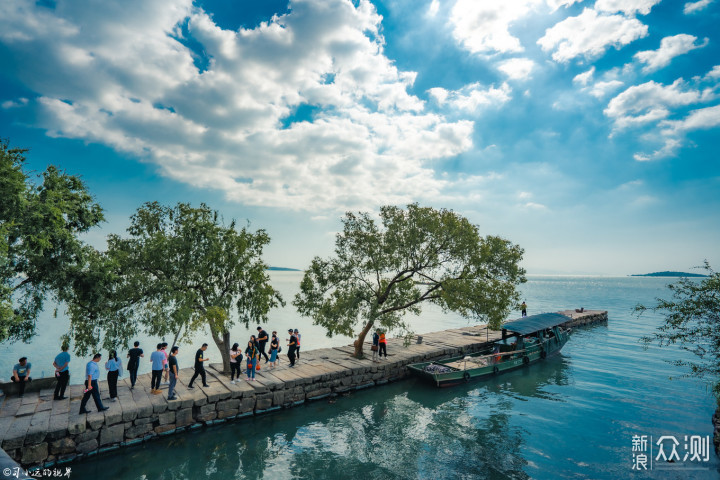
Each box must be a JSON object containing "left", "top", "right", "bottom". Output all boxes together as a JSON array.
[{"left": 0, "top": 311, "right": 609, "bottom": 471}]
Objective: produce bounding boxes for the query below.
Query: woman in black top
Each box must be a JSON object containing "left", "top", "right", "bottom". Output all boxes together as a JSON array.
[
  {"left": 126, "top": 341, "right": 143, "bottom": 389},
  {"left": 269, "top": 333, "right": 279, "bottom": 368},
  {"left": 245, "top": 341, "right": 258, "bottom": 381},
  {"left": 229, "top": 343, "right": 242, "bottom": 384}
]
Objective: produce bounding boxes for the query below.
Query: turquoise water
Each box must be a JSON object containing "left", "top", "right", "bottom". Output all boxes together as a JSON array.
[{"left": 32, "top": 277, "right": 720, "bottom": 477}]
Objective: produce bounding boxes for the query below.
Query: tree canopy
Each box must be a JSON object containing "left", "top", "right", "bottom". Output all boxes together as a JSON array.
[
  {"left": 0, "top": 139, "right": 104, "bottom": 343},
  {"left": 636, "top": 262, "right": 720, "bottom": 397},
  {"left": 293, "top": 204, "right": 526, "bottom": 358},
  {"left": 67, "top": 202, "right": 284, "bottom": 372}
]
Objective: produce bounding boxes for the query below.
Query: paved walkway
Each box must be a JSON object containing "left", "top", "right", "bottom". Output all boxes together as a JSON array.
[
  {"left": 0, "top": 323, "right": 501, "bottom": 448},
  {"left": 0, "top": 309, "right": 608, "bottom": 459}
]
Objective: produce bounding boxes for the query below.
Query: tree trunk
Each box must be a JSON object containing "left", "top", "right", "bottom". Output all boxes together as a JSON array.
[
  {"left": 171, "top": 324, "right": 184, "bottom": 348},
  {"left": 210, "top": 329, "right": 232, "bottom": 373},
  {"left": 353, "top": 320, "right": 375, "bottom": 358}
]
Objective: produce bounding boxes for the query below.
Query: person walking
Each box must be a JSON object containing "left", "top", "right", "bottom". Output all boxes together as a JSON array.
[
  {"left": 294, "top": 329, "right": 301, "bottom": 360},
  {"left": 372, "top": 329, "right": 380, "bottom": 363},
  {"left": 229, "top": 343, "right": 242, "bottom": 384},
  {"left": 287, "top": 329, "right": 298, "bottom": 367},
  {"left": 168, "top": 346, "right": 179, "bottom": 400},
  {"left": 127, "top": 341, "right": 144, "bottom": 389},
  {"left": 188, "top": 343, "right": 210, "bottom": 388},
  {"left": 11, "top": 357, "right": 32, "bottom": 398},
  {"left": 79, "top": 353, "right": 108, "bottom": 414},
  {"left": 378, "top": 330, "right": 387, "bottom": 359},
  {"left": 245, "top": 340, "right": 258, "bottom": 381},
  {"left": 256, "top": 326, "right": 270, "bottom": 363},
  {"left": 269, "top": 332, "right": 279, "bottom": 368},
  {"left": 53, "top": 344, "right": 71, "bottom": 400},
  {"left": 150, "top": 344, "right": 165, "bottom": 394},
  {"left": 105, "top": 350, "right": 122, "bottom": 401},
  {"left": 521, "top": 301, "right": 527, "bottom": 317}
]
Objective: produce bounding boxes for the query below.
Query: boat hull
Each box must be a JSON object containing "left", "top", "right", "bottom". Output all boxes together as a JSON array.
[{"left": 408, "top": 328, "right": 569, "bottom": 388}]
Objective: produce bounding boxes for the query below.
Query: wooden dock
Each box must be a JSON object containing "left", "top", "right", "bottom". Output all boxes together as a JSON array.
[{"left": 0, "top": 310, "right": 607, "bottom": 470}]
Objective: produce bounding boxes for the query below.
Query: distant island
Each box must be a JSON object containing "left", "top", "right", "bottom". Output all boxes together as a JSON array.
[
  {"left": 267, "top": 266, "right": 301, "bottom": 271},
  {"left": 630, "top": 271, "right": 708, "bottom": 277}
]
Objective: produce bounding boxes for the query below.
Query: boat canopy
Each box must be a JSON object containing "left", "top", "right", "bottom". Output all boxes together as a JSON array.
[{"left": 501, "top": 312, "right": 569, "bottom": 335}]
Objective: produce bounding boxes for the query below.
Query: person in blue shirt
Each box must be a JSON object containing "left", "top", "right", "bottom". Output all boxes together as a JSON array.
[
  {"left": 11, "top": 357, "right": 32, "bottom": 398},
  {"left": 79, "top": 353, "right": 108, "bottom": 414},
  {"left": 53, "top": 343, "right": 71, "bottom": 400},
  {"left": 150, "top": 344, "right": 165, "bottom": 395},
  {"left": 105, "top": 350, "right": 123, "bottom": 401}
]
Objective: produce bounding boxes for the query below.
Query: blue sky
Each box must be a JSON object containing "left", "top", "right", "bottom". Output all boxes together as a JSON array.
[{"left": 1, "top": 0, "right": 718, "bottom": 275}]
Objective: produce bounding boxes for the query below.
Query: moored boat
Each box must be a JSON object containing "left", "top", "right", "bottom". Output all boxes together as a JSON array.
[{"left": 408, "top": 312, "right": 572, "bottom": 387}]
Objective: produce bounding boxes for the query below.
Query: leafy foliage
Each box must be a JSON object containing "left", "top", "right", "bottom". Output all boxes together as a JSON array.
[
  {"left": 293, "top": 204, "right": 526, "bottom": 357},
  {"left": 637, "top": 262, "right": 720, "bottom": 397},
  {"left": 66, "top": 202, "right": 284, "bottom": 371},
  {"left": 0, "top": 139, "right": 104, "bottom": 342}
]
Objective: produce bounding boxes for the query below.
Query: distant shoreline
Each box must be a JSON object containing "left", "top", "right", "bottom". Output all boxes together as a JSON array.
[
  {"left": 630, "top": 271, "right": 708, "bottom": 278},
  {"left": 267, "top": 266, "right": 301, "bottom": 271}
]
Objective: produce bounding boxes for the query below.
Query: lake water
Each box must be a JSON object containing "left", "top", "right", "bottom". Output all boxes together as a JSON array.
[{"left": 8, "top": 274, "right": 720, "bottom": 479}]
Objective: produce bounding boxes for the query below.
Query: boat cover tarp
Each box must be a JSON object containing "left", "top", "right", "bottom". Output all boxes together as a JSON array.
[{"left": 501, "top": 312, "right": 569, "bottom": 335}]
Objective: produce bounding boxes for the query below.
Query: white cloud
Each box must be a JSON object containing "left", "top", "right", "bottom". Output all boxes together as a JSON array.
[
  {"left": 449, "top": 0, "right": 543, "bottom": 55},
  {"left": 595, "top": 0, "right": 661, "bottom": 15},
  {"left": 704, "top": 65, "right": 720, "bottom": 80},
  {"left": 634, "top": 34, "right": 708, "bottom": 73},
  {"left": 497, "top": 58, "right": 536, "bottom": 80},
  {"left": 604, "top": 79, "right": 713, "bottom": 130},
  {"left": 612, "top": 70, "right": 720, "bottom": 161},
  {"left": 1, "top": 97, "right": 28, "bottom": 109},
  {"left": 590, "top": 80, "right": 624, "bottom": 98},
  {"left": 429, "top": 82, "right": 512, "bottom": 111},
  {"left": 427, "top": 0, "right": 440, "bottom": 16},
  {"left": 632, "top": 138, "right": 682, "bottom": 161},
  {"left": 684, "top": 0, "right": 715, "bottom": 14},
  {"left": 660, "top": 104, "right": 720, "bottom": 134},
  {"left": 538, "top": 8, "right": 648, "bottom": 62},
  {"left": 573, "top": 67, "right": 595, "bottom": 86},
  {"left": 616, "top": 179, "right": 644, "bottom": 190},
  {"left": 546, "top": 0, "right": 583, "bottom": 10},
  {"left": 0, "top": 0, "right": 478, "bottom": 211}
]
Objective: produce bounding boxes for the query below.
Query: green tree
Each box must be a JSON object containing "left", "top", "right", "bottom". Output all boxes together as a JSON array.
[
  {"left": 293, "top": 204, "right": 526, "bottom": 358},
  {"left": 636, "top": 262, "right": 720, "bottom": 397},
  {"left": 0, "top": 139, "right": 104, "bottom": 343},
  {"left": 66, "top": 202, "right": 284, "bottom": 372}
]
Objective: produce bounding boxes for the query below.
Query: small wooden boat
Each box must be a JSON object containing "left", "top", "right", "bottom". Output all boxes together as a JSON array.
[{"left": 408, "top": 312, "right": 571, "bottom": 387}]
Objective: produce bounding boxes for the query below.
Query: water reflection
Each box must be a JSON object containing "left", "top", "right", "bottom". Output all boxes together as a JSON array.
[
  {"left": 67, "top": 276, "right": 720, "bottom": 479},
  {"left": 407, "top": 353, "right": 571, "bottom": 406},
  {"left": 72, "top": 353, "right": 573, "bottom": 480}
]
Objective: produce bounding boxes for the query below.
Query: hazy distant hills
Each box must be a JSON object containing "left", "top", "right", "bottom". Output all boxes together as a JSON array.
[{"left": 630, "top": 271, "right": 708, "bottom": 277}]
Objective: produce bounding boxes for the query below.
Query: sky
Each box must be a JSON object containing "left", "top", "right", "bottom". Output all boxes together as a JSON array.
[{"left": 0, "top": 0, "right": 718, "bottom": 275}]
